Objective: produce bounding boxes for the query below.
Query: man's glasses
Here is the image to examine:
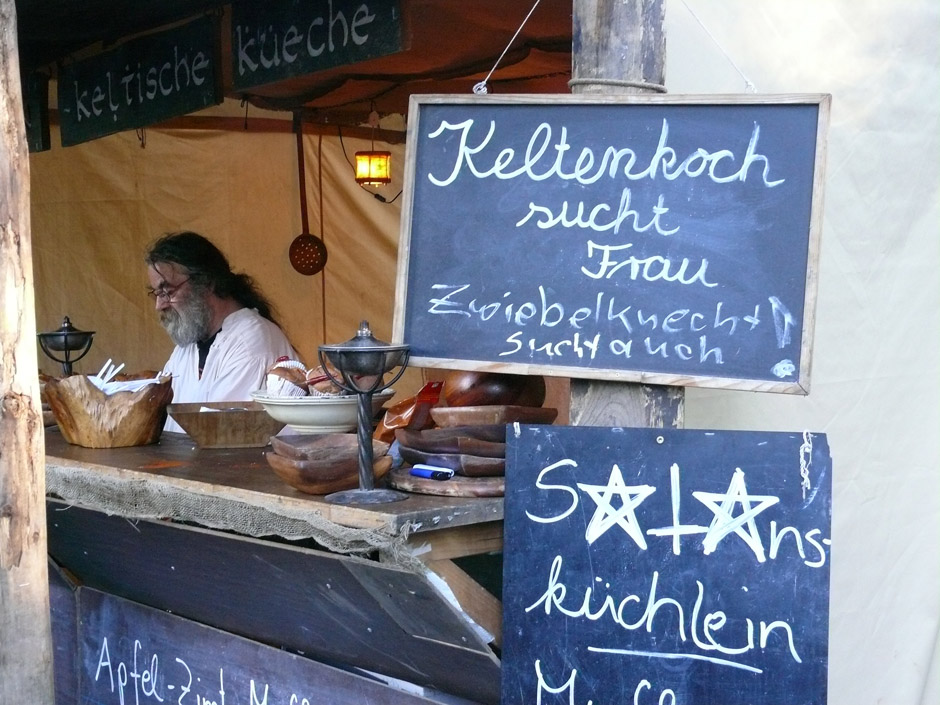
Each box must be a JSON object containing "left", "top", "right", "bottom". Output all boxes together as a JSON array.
[{"left": 147, "top": 277, "right": 190, "bottom": 302}]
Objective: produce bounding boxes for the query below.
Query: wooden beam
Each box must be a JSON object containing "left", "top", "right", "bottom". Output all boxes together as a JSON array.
[
  {"left": 425, "top": 558, "right": 503, "bottom": 648},
  {"left": 0, "top": 0, "right": 54, "bottom": 700},
  {"left": 569, "top": 0, "right": 682, "bottom": 429},
  {"left": 45, "top": 109, "right": 408, "bottom": 143},
  {"left": 409, "top": 521, "right": 503, "bottom": 562}
]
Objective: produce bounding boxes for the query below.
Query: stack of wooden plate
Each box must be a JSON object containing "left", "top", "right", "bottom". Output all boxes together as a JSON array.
[
  {"left": 264, "top": 434, "right": 391, "bottom": 495},
  {"left": 387, "top": 405, "right": 557, "bottom": 497}
]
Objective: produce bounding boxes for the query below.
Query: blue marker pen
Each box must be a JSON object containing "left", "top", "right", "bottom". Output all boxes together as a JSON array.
[{"left": 410, "top": 464, "right": 455, "bottom": 481}]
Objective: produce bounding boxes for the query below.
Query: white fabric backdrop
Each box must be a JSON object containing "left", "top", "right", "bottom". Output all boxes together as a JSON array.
[{"left": 667, "top": 2, "right": 940, "bottom": 703}]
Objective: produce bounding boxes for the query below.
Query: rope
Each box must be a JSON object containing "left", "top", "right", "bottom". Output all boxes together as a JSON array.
[
  {"left": 568, "top": 78, "right": 667, "bottom": 93},
  {"left": 473, "top": 0, "right": 543, "bottom": 95}
]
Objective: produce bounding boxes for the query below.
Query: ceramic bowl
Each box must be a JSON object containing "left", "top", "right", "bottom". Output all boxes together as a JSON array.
[{"left": 250, "top": 390, "right": 395, "bottom": 434}]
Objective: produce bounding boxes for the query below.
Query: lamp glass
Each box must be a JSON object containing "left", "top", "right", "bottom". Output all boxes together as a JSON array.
[{"left": 355, "top": 151, "right": 391, "bottom": 185}]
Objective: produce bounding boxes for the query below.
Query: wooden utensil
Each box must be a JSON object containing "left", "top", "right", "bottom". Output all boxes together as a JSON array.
[
  {"left": 396, "top": 425, "right": 507, "bottom": 444},
  {"left": 387, "top": 468, "right": 504, "bottom": 497},
  {"left": 270, "top": 433, "right": 389, "bottom": 461},
  {"left": 289, "top": 122, "right": 327, "bottom": 275},
  {"left": 429, "top": 405, "right": 558, "bottom": 428},
  {"left": 394, "top": 428, "right": 506, "bottom": 456},
  {"left": 265, "top": 434, "right": 391, "bottom": 494},
  {"left": 397, "top": 445, "right": 505, "bottom": 477}
]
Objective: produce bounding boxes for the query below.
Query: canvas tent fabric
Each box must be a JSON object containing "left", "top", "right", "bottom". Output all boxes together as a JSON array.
[{"left": 22, "top": 1, "right": 940, "bottom": 704}]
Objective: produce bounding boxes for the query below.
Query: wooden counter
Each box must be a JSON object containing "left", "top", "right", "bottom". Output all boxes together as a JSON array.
[
  {"left": 45, "top": 427, "right": 507, "bottom": 692},
  {"left": 45, "top": 429, "right": 505, "bottom": 537}
]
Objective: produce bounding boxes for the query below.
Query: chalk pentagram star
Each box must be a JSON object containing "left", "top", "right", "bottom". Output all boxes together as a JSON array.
[
  {"left": 577, "top": 464, "right": 656, "bottom": 548},
  {"left": 692, "top": 467, "right": 780, "bottom": 562}
]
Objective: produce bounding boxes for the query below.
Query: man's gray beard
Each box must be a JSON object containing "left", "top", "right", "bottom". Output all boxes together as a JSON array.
[{"left": 160, "top": 292, "right": 212, "bottom": 347}]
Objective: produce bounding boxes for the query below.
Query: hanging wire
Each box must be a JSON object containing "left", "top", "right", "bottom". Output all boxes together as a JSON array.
[
  {"left": 473, "top": 0, "right": 542, "bottom": 95},
  {"left": 679, "top": 0, "right": 756, "bottom": 93}
]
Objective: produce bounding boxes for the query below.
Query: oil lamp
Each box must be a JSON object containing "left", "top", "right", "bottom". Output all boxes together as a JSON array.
[
  {"left": 37, "top": 316, "right": 95, "bottom": 375},
  {"left": 318, "top": 321, "right": 410, "bottom": 504}
]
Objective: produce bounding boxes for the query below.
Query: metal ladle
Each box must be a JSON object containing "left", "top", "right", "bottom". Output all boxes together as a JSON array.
[{"left": 289, "top": 118, "right": 327, "bottom": 276}]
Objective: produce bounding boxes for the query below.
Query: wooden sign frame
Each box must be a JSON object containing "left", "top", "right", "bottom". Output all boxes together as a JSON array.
[{"left": 392, "top": 94, "right": 830, "bottom": 394}]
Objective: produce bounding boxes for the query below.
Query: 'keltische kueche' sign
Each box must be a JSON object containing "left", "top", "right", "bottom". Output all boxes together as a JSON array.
[
  {"left": 230, "top": 0, "right": 402, "bottom": 91},
  {"left": 393, "top": 95, "right": 830, "bottom": 394},
  {"left": 58, "top": 16, "right": 220, "bottom": 147},
  {"left": 501, "top": 426, "right": 832, "bottom": 705}
]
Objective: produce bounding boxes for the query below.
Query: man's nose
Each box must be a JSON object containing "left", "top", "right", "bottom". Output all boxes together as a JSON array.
[{"left": 155, "top": 296, "right": 171, "bottom": 311}]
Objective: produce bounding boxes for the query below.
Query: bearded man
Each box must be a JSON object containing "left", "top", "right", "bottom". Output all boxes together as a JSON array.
[{"left": 146, "top": 231, "right": 297, "bottom": 432}]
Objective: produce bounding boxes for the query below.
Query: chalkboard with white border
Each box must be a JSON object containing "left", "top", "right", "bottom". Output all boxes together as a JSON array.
[
  {"left": 392, "top": 94, "right": 830, "bottom": 394},
  {"left": 501, "top": 425, "right": 832, "bottom": 705}
]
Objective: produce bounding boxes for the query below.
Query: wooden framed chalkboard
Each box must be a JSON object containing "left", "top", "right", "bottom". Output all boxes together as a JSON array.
[
  {"left": 392, "top": 94, "right": 830, "bottom": 394},
  {"left": 501, "top": 425, "right": 832, "bottom": 705}
]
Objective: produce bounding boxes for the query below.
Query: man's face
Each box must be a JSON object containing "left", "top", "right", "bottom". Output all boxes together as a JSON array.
[{"left": 147, "top": 263, "right": 211, "bottom": 346}]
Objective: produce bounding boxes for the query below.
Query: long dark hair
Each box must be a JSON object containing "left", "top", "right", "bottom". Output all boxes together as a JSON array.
[{"left": 146, "top": 231, "right": 280, "bottom": 325}]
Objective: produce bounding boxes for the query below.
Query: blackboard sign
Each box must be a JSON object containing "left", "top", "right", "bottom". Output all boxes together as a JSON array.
[
  {"left": 58, "top": 16, "right": 220, "bottom": 147},
  {"left": 231, "top": 0, "right": 403, "bottom": 91},
  {"left": 502, "top": 426, "right": 832, "bottom": 705},
  {"left": 393, "top": 95, "right": 830, "bottom": 394},
  {"left": 77, "top": 588, "right": 439, "bottom": 705},
  {"left": 23, "top": 71, "right": 50, "bottom": 153}
]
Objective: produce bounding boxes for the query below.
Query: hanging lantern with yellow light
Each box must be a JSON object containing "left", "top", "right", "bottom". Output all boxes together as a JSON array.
[{"left": 355, "top": 104, "right": 391, "bottom": 186}]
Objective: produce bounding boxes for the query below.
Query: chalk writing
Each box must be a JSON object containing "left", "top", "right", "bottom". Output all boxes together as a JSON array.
[
  {"left": 58, "top": 17, "right": 219, "bottom": 146},
  {"left": 88, "top": 632, "right": 339, "bottom": 705},
  {"left": 231, "top": 0, "right": 402, "bottom": 91},
  {"left": 426, "top": 119, "right": 784, "bottom": 188},
  {"left": 501, "top": 427, "right": 833, "bottom": 705},
  {"left": 398, "top": 98, "right": 827, "bottom": 390}
]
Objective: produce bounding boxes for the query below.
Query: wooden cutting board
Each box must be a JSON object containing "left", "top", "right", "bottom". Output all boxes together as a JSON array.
[{"left": 387, "top": 468, "right": 504, "bottom": 497}]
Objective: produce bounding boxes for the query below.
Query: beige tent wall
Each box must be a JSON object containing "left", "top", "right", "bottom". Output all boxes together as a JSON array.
[
  {"left": 668, "top": 1, "right": 940, "bottom": 704},
  {"left": 29, "top": 112, "right": 421, "bottom": 391}
]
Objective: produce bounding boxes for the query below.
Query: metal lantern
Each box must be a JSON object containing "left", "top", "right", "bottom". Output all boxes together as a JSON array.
[
  {"left": 37, "top": 316, "right": 95, "bottom": 375},
  {"left": 318, "top": 321, "right": 409, "bottom": 504}
]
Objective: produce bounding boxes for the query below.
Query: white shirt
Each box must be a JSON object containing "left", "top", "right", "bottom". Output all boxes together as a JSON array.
[{"left": 162, "top": 307, "right": 297, "bottom": 432}]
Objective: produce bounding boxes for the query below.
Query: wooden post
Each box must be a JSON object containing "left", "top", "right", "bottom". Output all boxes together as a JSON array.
[
  {"left": 0, "top": 0, "right": 55, "bottom": 701},
  {"left": 568, "top": 0, "right": 683, "bottom": 429}
]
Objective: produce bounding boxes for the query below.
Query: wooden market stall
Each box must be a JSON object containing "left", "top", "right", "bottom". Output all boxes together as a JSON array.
[
  {"left": 4, "top": 1, "right": 850, "bottom": 704},
  {"left": 5, "top": 1, "right": 580, "bottom": 702}
]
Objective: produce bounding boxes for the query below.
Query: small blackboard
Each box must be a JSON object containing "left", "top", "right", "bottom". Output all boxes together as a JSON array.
[
  {"left": 393, "top": 95, "right": 830, "bottom": 393},
  {"left": 76, "top": 588, "right": 436, "bottom": 705},
  {"left": 58, "top": 16, "right": 221, "bottom": 147},
  {"left": 501, "top": 426, "right": 832, "bottom": 705},
  {"left": 231, "top": 0, "right": 403, "bottom": 91}
]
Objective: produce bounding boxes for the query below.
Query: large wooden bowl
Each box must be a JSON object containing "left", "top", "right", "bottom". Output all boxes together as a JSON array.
[
  {"left": 167, "top": 401, "right": 286, "bottom": 448},
  {"left": 265, "top": 434, "right": 391, "bottom": 495},
  {"left": 45, "top": 375, "right": 173, "bottom": 448}
]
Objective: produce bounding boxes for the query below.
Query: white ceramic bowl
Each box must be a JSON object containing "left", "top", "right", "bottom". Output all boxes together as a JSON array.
[{"left": 249, "top": 390, "right": 395, "bottom": 434}]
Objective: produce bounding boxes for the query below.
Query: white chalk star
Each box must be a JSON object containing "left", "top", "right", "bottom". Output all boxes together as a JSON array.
[
  {"left": 693, "top": 468, "right": 780, "bottom": 562},
  {"left": 577, "top": 464, "right": 656, "bottom": 548}
]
